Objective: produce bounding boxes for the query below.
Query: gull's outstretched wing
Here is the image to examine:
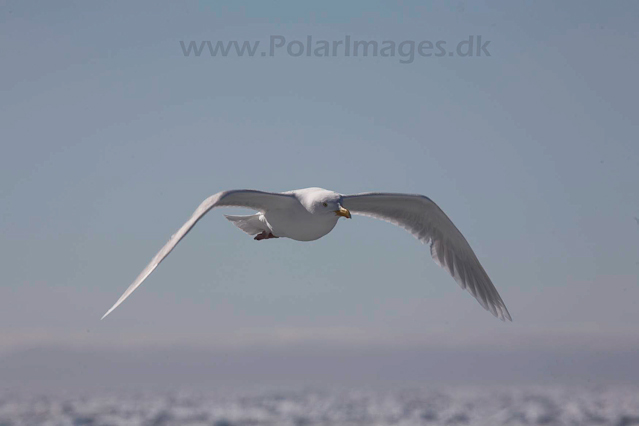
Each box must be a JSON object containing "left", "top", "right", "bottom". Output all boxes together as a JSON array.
[
  {"left": 342, "top": 193, "right": 511, "bottom": 321},
  {"left": 101, "top": 190, "right": 295, "bottom": 319}
]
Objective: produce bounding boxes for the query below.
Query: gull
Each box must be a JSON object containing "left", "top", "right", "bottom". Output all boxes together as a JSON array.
[{"left": 102, "top": 188, "right": 511, "bottom": 321}]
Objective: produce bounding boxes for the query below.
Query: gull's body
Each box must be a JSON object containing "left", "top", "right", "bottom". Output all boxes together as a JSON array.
[
  {"left": 102, "top": 187, "right": 511, "bottom": 321},
  {"left": 250, "top": 188, "right": 343, "bottom": 241}
]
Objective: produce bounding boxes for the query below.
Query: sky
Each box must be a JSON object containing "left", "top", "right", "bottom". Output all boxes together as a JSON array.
[{"left": 1, "top": 0, "right": 638, "bottom": 390}]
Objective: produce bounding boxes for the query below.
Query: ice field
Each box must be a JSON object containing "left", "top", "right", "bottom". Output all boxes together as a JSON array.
[{"left": 2, "top": 385, "right": 639, "bottom": 426}]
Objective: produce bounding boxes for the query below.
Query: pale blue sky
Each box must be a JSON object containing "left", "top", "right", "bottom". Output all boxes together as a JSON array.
[{"left": 1, "top": 1, "right": 638, "bottom": 388}]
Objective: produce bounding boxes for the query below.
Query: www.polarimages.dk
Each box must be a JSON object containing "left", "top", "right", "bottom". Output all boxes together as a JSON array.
[{"left": 180, "top": 35, "right": 492, "bottom": 64}]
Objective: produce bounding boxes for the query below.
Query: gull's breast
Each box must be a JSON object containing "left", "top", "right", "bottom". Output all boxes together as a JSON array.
[{"left": 264, "top": 207, "right": 339, "bottom": 242}]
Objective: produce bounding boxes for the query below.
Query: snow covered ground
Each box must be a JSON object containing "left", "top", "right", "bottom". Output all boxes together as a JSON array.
[{"left": 1, "top": 385, "right": 639, "bottom": 426}]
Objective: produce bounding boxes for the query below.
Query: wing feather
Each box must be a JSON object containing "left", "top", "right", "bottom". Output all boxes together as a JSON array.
[
  {"left": 342, "top": 192, "right": 511, "bottom": 321},
  {"left": 101, "top": 190, "right": 294, "bottom": 319}
]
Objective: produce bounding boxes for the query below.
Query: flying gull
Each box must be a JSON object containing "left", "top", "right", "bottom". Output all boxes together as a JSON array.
[{"left": 102, "top": 188, "right": 511, "bottom": 321}]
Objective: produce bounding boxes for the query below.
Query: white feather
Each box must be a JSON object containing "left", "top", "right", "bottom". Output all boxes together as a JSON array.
[
  {"left": 224, "top": 214, "right": 269, "bottom": 235},
  {"left": 342, "top": 192, "right": 511, "bottom": 321},
  {"left": 101, "top": 190, "right": 294, "bottom": 319}
]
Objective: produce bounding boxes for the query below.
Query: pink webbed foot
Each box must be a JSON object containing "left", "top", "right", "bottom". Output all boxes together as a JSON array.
[{"left": 254, "top": 231, "right": 278, "bottom": 241}]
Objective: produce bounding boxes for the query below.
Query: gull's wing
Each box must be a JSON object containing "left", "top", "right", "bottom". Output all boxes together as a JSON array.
[
  {"left": 101, "top": 190, "right": 295, "bottom": 319},
  {"left": 341, "top": 193, "right": 511, "bottom": 321}
]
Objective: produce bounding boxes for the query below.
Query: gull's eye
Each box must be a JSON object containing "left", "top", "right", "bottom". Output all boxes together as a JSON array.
[{"left": 322, "top": 202, "right": 328, "bottom": 207}]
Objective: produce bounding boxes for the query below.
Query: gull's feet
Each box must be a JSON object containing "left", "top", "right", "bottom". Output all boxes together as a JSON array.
[{"left": 254, "top": 231, "right": 278, "bottom": 241}]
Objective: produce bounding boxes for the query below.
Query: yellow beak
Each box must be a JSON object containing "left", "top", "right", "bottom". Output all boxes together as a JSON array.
[{"left": 335, "top": 206, "right": 351, "bottom": 219}]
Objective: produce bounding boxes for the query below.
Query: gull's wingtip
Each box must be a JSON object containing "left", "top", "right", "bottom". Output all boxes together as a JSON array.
[
  {"left": 100, "top": 309, "right": 113, "bottom": 321},
  {"left": 489, "top": 303, "right": 512, "bottom": 322},
  {"left": 500, "top": 308, "right": 513, "bottom": 322},
  {"left": 101, "top": 302, "right": 120, "bottom": 320}
]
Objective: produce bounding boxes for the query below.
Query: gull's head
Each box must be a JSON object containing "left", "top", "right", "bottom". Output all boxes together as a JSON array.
[
  {"left": 299, "top": 188, "right": 351, "bottom": 219},
  {"left": 314, "top": 195, "right": 351, "bottom": 219}
]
